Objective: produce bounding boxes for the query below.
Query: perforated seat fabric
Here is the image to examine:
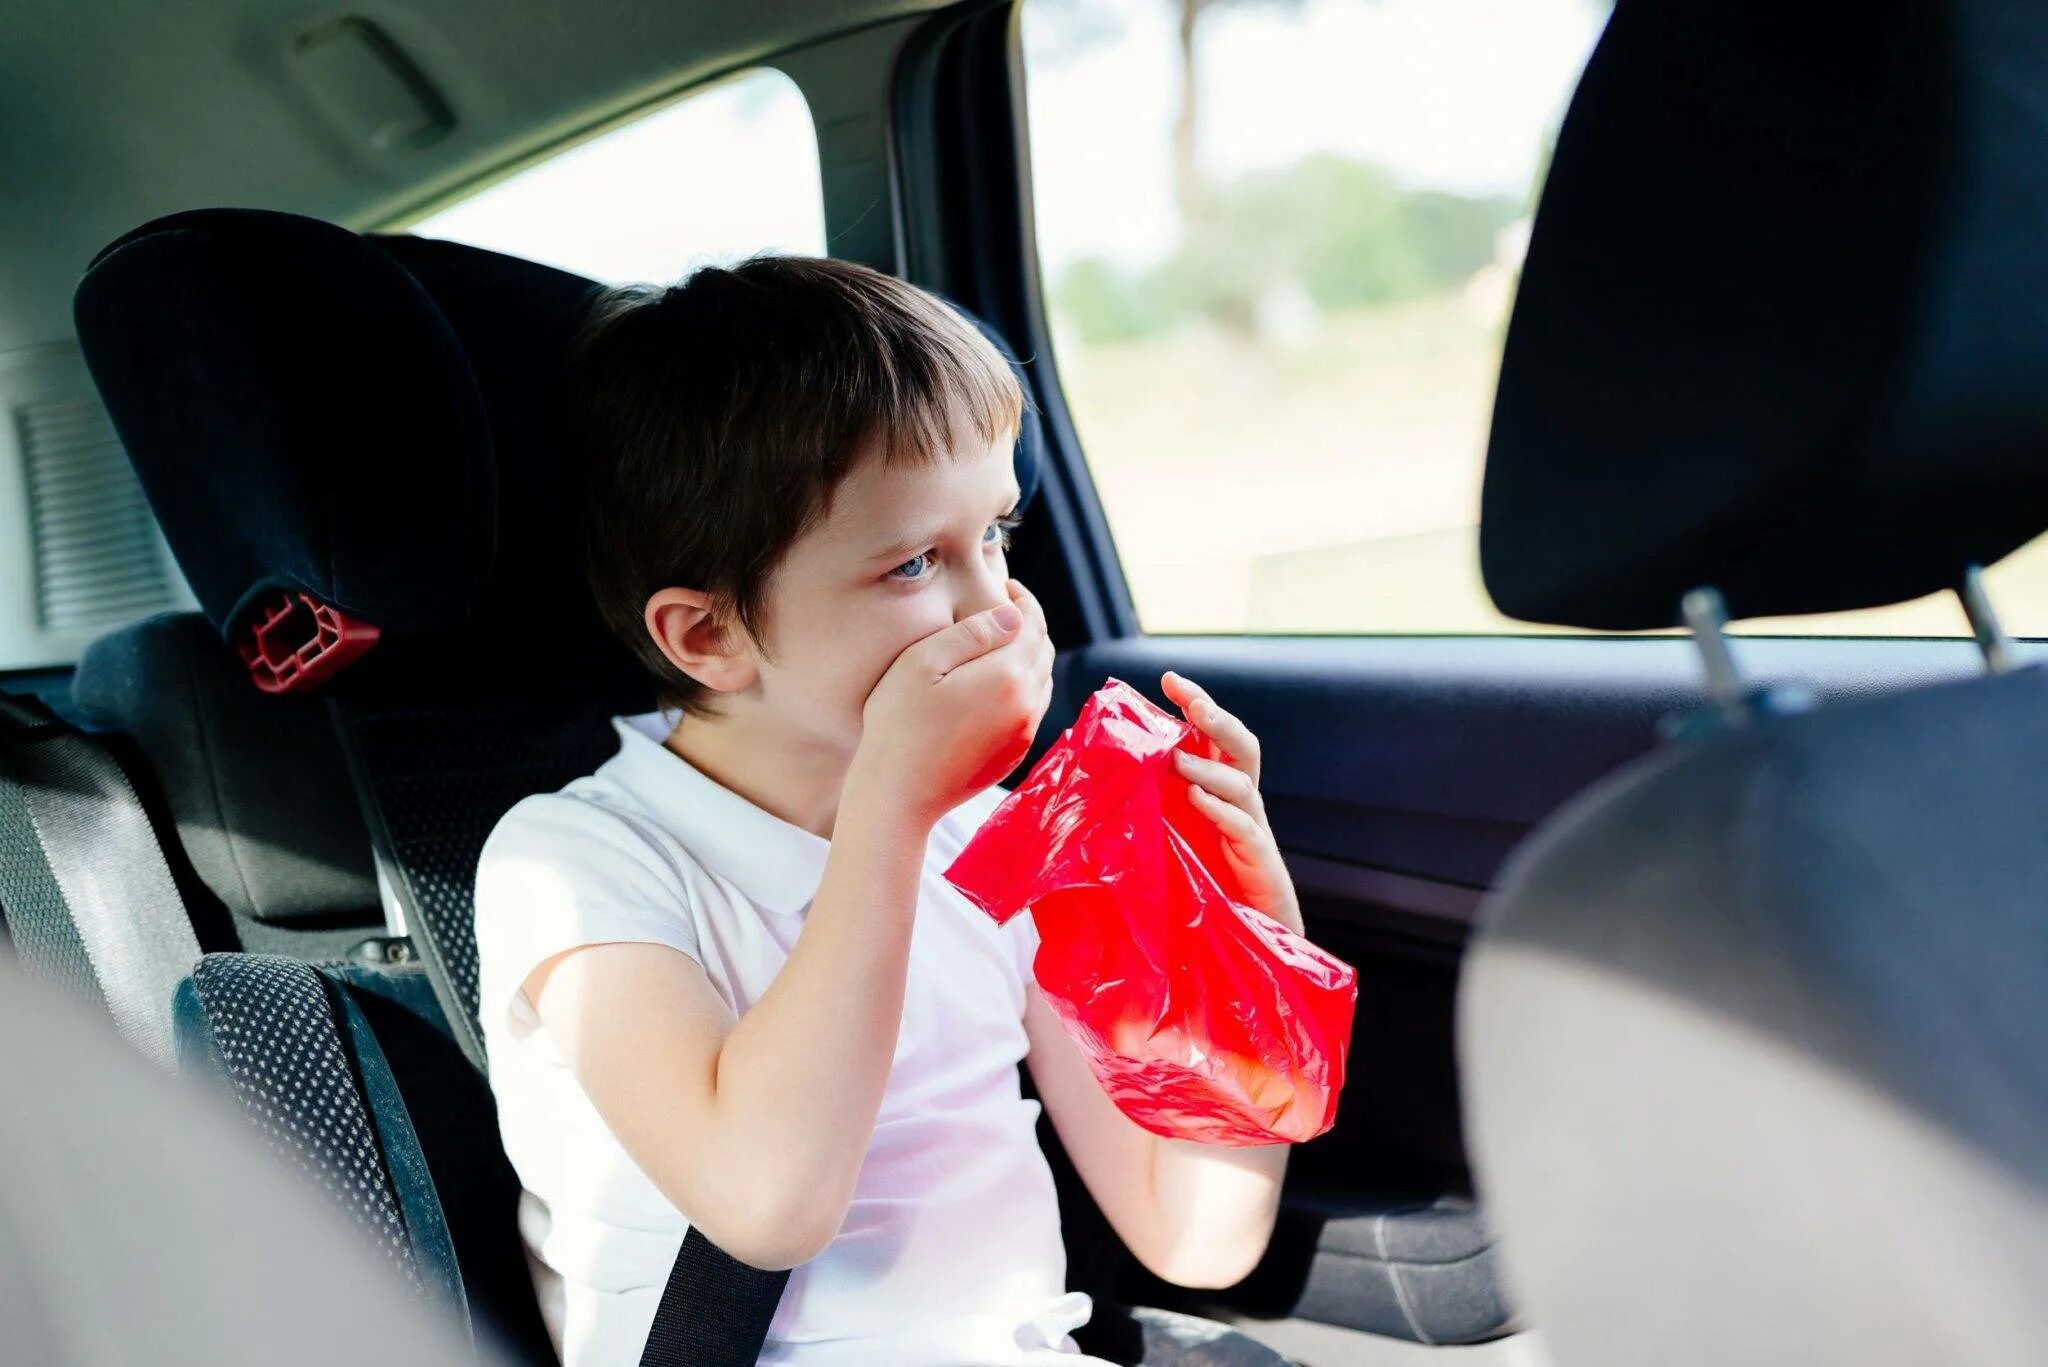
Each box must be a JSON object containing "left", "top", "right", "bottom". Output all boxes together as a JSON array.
[
  {"left": 0, "top": 956, "right": 483, "bottom": 1367},
  {"left": 332, "top": 695, "right": 632, "bottom": 1070},
  {"left": 175, "top": 954, "right": 437, "bottom": 1301},
  {"left": 175, "top": 951, "right": 557, "bottom": 1366},
  {"left": 0, "top": 699, "right": 98, "bottom": 1005},
  {"left": 0, "top": 688, "right": 201, "bottom": 1066}
]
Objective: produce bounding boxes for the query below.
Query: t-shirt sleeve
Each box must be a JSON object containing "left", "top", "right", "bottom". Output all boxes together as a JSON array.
[{"left": 473, "top": 793, "right": 703, "bottom": 1052}]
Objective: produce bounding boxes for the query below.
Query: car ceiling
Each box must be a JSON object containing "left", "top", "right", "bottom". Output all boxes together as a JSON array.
[{"left": 0, "top": 0, "right": 944, "bottom": 354}]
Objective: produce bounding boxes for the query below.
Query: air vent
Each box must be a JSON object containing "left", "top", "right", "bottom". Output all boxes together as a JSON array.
[{"left": 16, "top": 396, "right": 174, "bottom": 632}]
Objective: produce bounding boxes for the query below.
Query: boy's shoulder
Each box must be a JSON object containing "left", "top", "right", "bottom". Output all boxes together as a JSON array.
[{"left": 478, "top": 765, "right": 681, "bottom": 891}]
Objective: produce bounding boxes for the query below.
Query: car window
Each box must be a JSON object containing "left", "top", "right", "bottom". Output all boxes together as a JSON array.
[
  {"left": 1019, "top": 0, "right": 2048, "bottom": 639},
  {"left": 401, "top": 67, "right": 825, "bottom": 282}
]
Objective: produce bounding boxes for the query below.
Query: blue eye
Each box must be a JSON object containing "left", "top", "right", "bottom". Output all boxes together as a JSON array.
[
  {"left": 887, "top": 552, "right": 932, "bottom": 582},
  {"left": 887, "top": 514, "right": 1021, "bottom": 584}
]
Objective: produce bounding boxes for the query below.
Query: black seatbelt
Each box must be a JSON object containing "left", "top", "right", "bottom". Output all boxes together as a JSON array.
[
  {"left": 638, "top": 1229, "right": 791, "bottom": 1367},
  {"left": 0, "top": 691, "right": 200, "bottom": 1069}
]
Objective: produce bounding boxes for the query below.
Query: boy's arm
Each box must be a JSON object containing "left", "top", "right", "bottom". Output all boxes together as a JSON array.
[
  {"left": 1021, "top": 669, "right": 1308, "bottom": 1290},
  {"left": 1022, "top": 984, "right": 1289, "bottom": 1291},
  {"left": 527, "top": 759, "right": 930, "bottom": 1272},
  {"left": 528, "top": 588, "right": 1046, "bottom": 1273}
]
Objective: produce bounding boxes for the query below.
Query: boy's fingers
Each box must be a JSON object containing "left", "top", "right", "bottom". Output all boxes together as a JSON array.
[
  {"left": 1205, "top": 708, "right": 1262, "bottom": 784},
  {"left": 1188, "top": 783, "right": 1262, "bottom": 844},
  {"left": 925, "top": 603, "right": 1025, "bottom": 678},
  {"left": 1166, "top": 673, "right": 1260, "bottom": 783},
  {"left": 1174, "top": 749, "right": 1264, "bottom": 819},
  {"left": 1007, "top": 578, "right": 1050, "bottom": 645}
]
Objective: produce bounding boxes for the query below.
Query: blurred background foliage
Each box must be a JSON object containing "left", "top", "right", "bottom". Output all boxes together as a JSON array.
[{"left": 1052, "top": 154, "right": 1522, "bottom": 344}]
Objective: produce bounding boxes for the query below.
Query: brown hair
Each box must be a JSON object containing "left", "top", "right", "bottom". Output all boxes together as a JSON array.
[{"left": 562, "top": 255, "right": 1024, "bottom": 720}]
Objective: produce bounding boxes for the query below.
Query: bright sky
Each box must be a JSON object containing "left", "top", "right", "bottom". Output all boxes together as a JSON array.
[
  {"left": 409, "top": 0, "right": 1605, "bottom": 285},
  {"left": 407, "top": 71, "right": 828, "bottom": 284}
]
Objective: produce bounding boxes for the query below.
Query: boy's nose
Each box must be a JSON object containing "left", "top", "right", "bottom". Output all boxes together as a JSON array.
[{"left": 954, "top": 558, "right": 1012, "bottom": 625}]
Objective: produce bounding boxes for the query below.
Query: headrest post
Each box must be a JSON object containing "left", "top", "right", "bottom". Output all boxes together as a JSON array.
[
  {"left": 1681, "top": 586, "right": 1747, "bottom": 721},
  {"left": 1957, "top": 564, "right": 2014, "bottom": 674}
]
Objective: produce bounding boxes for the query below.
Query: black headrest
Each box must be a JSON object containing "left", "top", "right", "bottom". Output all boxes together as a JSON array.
[
  {"left": 74, "top": 210, "right": 502, "bottom": 643},
  {"left": 74, "top": 208, "right": 1047, "bottom": 690},
  {"left": 1481, "top": 0, "right": 2048, "bottom": 629},
  {"left": 72, "top": 207, "right": 628, "bottom": 696}
]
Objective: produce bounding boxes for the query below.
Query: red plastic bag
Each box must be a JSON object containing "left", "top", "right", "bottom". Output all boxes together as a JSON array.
[{"left": 944, "top": 677, "right": 1358, "bottom": 1146}]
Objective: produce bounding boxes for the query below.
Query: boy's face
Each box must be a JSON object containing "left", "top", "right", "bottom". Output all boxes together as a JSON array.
[{"left": 740, "top": 426, "right": 1026, "bottom": 754}]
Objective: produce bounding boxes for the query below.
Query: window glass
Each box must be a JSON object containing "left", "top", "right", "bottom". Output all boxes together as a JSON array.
[
  {"left": 1020, "top": 0, "right": 2048, "bottom": 638},
  {"left": 403, "top": 68, "right": 825, "bottom": 282}
]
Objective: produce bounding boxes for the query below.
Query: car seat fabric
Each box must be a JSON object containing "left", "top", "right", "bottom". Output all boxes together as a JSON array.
[
  {"left": 1464, "top": 666, "right": 2048, "bottom": 1365},
  {"left": 0, "top": 688, "right": 200, "bottom": 1067},
  {"left": 0, "top": 954, "right": 487, "bottom": 1367},
  {"left": 1074, "top": 1304, "right": 1296, "bottom": 1366},
  {"left": 174, "top": 950, "right": 558, "bottom": 1366},
  {"left": 71, "top": 610, "right": 383, "bottom": 953},
  {"left": 1223, "top": 1191, "right": 1510, "bottom": 1346},
  {"left": 0, "top": 696, "right": 98, "bottom": 1003},
  {"left": 331, "top": 958, "right": 561, "bottom": 1367},
  {"left": 331, "top": 694, "right": 636, "bottom": 1072},
  {"left": 174, "top": 953, "right": 438, "bottom": 1302}
]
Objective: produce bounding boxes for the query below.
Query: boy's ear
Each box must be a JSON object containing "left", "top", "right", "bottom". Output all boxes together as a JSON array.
[{"left": 644, "top": 587, "right": 757, "bottom": 695}]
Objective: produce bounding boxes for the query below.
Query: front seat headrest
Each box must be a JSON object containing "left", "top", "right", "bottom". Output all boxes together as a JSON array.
[{"left": 1481, "top": 0, "right": 2048, "bottom": 630}]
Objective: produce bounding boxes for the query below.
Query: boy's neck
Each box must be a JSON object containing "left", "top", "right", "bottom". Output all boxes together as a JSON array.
[{"left": 660, "top": 710, "right": 854, "bottom": 842}]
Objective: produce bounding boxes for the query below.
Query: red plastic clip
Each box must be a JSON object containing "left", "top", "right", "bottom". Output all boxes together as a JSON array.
[{"left": 233, "top": 590, "right": 381, "bottom": 694}]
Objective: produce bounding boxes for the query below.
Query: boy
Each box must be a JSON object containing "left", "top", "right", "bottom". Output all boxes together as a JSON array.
[{"left": 473, "top": 257, "right": 1312, "bottom": 1365}]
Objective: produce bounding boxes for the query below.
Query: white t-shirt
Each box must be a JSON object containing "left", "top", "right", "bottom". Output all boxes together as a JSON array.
[{"left": 473, "top": 711, "right": 1114, "bottom": 1366}]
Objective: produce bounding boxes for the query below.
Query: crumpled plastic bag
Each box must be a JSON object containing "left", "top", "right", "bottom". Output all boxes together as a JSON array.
[{"left": 943, "top": 677, "right": 1358, "bottom": 1146}]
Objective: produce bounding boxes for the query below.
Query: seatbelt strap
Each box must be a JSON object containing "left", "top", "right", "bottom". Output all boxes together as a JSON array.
[
  {"left": 0, "top": 692, "right": 201, "bottom": 1069},
  {"left": 639, "top": 1227, "right": 792, "bottom": 1367}
]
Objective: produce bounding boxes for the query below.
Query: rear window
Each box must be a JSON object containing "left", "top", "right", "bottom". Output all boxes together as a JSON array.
[{"left": 401, "top": 67, "right": 825, "bottom": 282}]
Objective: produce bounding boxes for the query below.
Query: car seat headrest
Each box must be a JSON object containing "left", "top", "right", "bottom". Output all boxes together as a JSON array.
[
  {"left": 75, "top": 206, "right": 634, "bottom": 700},
  {"left": 1480, "top": 0, "right": 2048, "bottom": 630},
  {"left": 74, "top": 207, "right": 1047, "bottom": 698},
  {"left": 73, "top": 208, "right": 504, "bottom": 652}
]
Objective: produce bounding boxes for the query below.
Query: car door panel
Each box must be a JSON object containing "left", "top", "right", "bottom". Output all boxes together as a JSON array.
[{"left": 1039, "top": 632, "right": 2000, "bottom": 1336}]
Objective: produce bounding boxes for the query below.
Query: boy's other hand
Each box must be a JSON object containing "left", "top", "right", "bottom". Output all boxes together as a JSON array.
[
  {"left": 856, "top": 578, "right": 1053, "bottom": 829},
  {"left": 1163, "top": 669, "right": 1305, "bottom": 938}
]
